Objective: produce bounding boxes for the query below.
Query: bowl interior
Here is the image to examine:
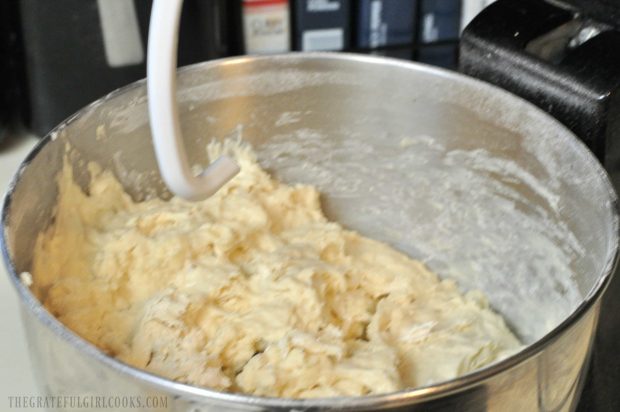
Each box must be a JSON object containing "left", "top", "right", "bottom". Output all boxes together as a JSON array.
[{"left": 4, "top": 54, "right": 618, "bottom": 349}]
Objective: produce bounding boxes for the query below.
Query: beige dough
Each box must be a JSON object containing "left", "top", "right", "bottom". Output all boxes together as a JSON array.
[{"left": 32, "top": 141, "right": 521, "bottom": 398}]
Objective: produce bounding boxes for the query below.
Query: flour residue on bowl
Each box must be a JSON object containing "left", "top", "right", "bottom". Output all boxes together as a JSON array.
[{"left": 258, "top": 128, "right": 584, "bottom": 343}]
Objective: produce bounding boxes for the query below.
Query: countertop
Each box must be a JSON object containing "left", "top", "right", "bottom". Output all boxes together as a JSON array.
[{"left": 0, "top": 133, "right": 43, "bottom": 412}]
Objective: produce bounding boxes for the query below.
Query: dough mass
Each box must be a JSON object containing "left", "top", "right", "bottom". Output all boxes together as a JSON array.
[{"left": 33, "top": 141, "right": 521, "bottom": 398}]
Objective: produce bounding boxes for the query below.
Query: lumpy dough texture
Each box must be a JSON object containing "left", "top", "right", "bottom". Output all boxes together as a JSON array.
[{"left": 32, "top": 141, "right": 521, "bottom": 398}]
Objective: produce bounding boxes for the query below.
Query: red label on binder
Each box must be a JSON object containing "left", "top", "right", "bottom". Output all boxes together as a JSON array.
[
  {"left": 243, "top": 0, "right": 288, "bottom": 8},
  {"left": 242, "top": 0, "right": 290, "bottom": 54}
]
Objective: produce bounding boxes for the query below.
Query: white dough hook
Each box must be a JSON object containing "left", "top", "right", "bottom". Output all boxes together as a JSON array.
[{"left": 147, "top": 0, "right": 240, "bottom": 201}]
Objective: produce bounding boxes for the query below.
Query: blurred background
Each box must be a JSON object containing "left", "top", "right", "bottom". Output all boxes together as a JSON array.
[
  {"left": 0, "top": 0, "right": 495, "bottom": 138},
  {"left": 1, "top": 1, "right": 619, "bottom": 411}
]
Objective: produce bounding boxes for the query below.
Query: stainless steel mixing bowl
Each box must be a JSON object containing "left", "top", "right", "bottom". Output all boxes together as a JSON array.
[{"left": 2, "top": 53, "right": 618, "bottom": 411}]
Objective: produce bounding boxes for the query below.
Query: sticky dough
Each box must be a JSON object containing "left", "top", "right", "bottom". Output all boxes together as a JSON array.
[{"left": 32, "top": 141, "right": 521, "bottom": 398}]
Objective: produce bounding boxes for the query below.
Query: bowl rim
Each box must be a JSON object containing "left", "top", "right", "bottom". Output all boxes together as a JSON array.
[{"left": 2, "top": 52, "right": 619, "bottom": 410}]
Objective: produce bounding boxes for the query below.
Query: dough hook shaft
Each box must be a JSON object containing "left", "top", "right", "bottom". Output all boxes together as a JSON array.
[{"left": 147, "top": 0, "right": 240, "bottom": 201}]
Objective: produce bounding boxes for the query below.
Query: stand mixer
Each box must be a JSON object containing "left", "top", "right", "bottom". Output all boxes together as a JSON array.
[{"left": 1, "top": 0, "right": 618, "bottom": 410}]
